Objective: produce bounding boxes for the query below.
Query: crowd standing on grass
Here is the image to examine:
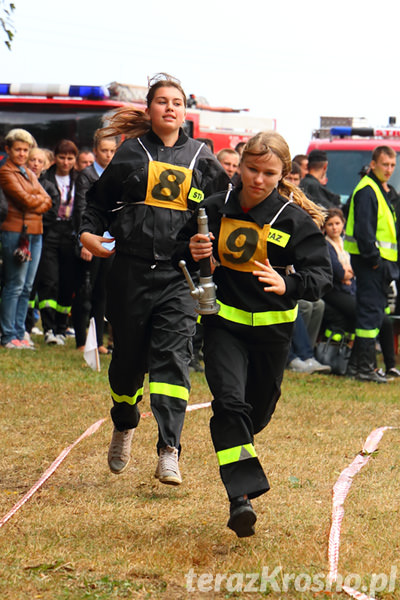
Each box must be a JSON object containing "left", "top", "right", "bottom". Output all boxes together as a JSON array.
[{"left": 0, "top": 74, "right": 400, "bottom": 535}]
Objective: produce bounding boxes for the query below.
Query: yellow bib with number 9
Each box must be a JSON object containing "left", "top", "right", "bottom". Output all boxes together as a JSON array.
[
  {"left": 218, "top": 217, "right": 270, "bottom": 272},
  {"left": 145, "top": 161, "right": 192, "bottom": 211}
]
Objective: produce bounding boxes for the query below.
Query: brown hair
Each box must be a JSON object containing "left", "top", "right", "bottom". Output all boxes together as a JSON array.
[
  {"left": 101, "top": 73, "right": 186, "bottom": 140},
  {"left": 93, "top": 128, "right": 118, "bottom": 149},
  {"left": 290, "top": 161, "right": 301, "bottom": 176},
  {"left": 325, "top": 207, "right": 345, "bottom": 224},
  {"left": 242, "top": 131, "right": 326, "bottom": 228},
  {"left": 54, "top": 139, "right": 78, "bottom": 157},
  {"left": 372, "top": 145, "right": 396, "bottom": 162}
]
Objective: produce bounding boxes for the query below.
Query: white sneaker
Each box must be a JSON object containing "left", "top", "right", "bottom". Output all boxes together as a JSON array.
[
  {"left": 288, "top": 356, "right": 331, "bottom": 374},
  {"left": 20, "top": 339, "right": 35, "bottom": 350},
  {"left": 31, "top": 326, "right": 43, "bottom": 335},
  {"left": 155, "top": 446, "right": 182, "bottom": 485},
  {"left": 55, "top": 334, "right": 66, "bottom": 346},
  {"left": 3, "top": 339, "right": 23, "bottom": 349},
  {"left": 108, "top": 428, "right": 135, "bottom": 474},
  {"left": 44, "top": 330, "right": 58, "bottom": 345},
  {"left": 304, "top": 357, "right": 331, "bottom": 374},
  {"left": 288, "top": 357, "right": 309, "bottom": 372},
  {"left": 24, "top": 331, "right": 35, "bottom": 348}
]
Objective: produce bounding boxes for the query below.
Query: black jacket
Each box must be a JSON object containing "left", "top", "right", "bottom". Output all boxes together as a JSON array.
[
  {"left": 39, "top": 175, "right": 60, "bottom": 236},
  {"left": 174, "top": 187, "right": 332, "bottom": 342},
  {"left": 41, "top": 164, "right": 82, "bottom": 236},
  {"left": 300, "top": 173, "right": 341, "bottom": 209},
  {"left": 80, "top": 129, "right": 230, "bottom": 261},
  {"left": 75, "top": 163, "right": 99, "bottom": 233}
]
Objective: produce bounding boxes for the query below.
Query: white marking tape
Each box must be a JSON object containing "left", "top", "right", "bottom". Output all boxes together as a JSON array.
[
  {"left": 328, "top": 426, "right": 396, "bottom": 600},
  {"left": 0, "top": 402, "right": 211, "bottom": 528}
]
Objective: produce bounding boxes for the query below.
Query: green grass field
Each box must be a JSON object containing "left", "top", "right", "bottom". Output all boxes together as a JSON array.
[{"left": 0, "top": 334, "right": 399, "bottom": 599}]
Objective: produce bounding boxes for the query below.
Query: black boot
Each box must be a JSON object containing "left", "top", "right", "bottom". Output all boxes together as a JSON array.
[
  {"left": 356, "top": 338, "right": 387, "bottom": 383},
  {"left": 227, "top": 496, "right": 257, "bottom": 538},
  {"left": 346, "top": 337, "right": 360, "bottom": 377}
]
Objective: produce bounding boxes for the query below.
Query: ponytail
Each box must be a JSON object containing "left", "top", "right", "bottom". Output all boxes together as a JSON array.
[
  {"left": 278, "top": 179, "right": 326, "bottom": 229},
  {"left": 101, "top": 106, "right": 151, "bottom": 139}
]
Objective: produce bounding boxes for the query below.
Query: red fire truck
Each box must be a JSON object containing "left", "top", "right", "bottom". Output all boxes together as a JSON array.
[
  {"left": 0, "top": 82, "right": 276, "bottom": 155},
  {"left": 307, "top": 116, "right": 400, "bottom": 203}
]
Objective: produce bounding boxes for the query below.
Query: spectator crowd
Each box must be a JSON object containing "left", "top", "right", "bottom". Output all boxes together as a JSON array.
[{"left": 1, "top": 126, "right": 399, "bottom": 384}]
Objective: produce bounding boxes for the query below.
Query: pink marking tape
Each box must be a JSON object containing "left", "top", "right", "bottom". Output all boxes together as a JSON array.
[
  {"left": 0, "top": 402, "right": 211, "bottom": 528},
  {"left": 328, "top": 426, "right": 395, "bottom": 600},
  {"left": 0, "top": 418, "right": 106, "bottom": 529},
  {"left": 342, "top": 586, "right": 374, "bottom": 600},
  {"left": 141, "top": 401, "right": 211, "bottom": 420}
]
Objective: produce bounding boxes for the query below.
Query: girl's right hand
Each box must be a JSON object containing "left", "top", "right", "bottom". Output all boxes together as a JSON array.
[
  {"left": 189, "top": 232, "right": 214, "bottom": 262},
  {"left": 80, "top": 232, "right": 116, "bottom": 258}
]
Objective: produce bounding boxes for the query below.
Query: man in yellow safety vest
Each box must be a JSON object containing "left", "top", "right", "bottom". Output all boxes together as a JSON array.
[{"left": 344, "top": 145, "right": 398, "bottom": 382}]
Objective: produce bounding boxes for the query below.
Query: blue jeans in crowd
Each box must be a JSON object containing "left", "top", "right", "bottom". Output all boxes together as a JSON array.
[
  {"left": 287, "top": 312, "right": 314, "bottom": 363},
  {"left": 0, "top": 231, "right": 42, "bottom": 344}
]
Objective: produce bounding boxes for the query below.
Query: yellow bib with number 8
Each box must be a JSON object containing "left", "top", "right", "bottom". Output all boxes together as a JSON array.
[{"left": 145, "top": 161, "right": 192, "bottom": 211}]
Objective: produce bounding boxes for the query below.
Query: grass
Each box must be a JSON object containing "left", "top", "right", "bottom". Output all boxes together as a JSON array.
[{"left": 0, "top": 334, "right": 399, "bottom": 599}]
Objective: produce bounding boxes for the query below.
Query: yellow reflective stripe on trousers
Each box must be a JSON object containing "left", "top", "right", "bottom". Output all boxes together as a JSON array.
[
  {"left": 355, "top": 328, "right": 380, "bottom": 338},
  {"left": 38, "top": 298, "right": 58, "bottom": 310},
  {"left": 111, "top": 386, "right": 144, "bottom": 405},
  {"left": 149, "top": 382, "right": 189, "bottom": 402},
  {"left": 217, "top": 443, "right": 257, "bottom": 466},
  {"left": 217, "top": 300, "right": 298, "bottom": 327},
  {"left": 56, "top": 303, "right": 71, "bottom": 314}
]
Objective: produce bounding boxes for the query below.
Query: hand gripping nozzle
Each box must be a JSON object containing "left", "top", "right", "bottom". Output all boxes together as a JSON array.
[{"left": 179, "top": 207, "right": 220, "bottom": 315}]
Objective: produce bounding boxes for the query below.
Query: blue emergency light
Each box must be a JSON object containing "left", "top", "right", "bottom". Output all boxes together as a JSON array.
[
  {"left": 68, "top": 86, "right": 107, "bottom": 99},
  {"left": 0, "top": 83, "right": 108, "bottom": 99},
  {"left": 330, "top": 126, "right": 375, "bottom": 137}
]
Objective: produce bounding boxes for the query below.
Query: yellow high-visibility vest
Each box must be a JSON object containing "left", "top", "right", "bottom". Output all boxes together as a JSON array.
[{"left": 344, "top": 175, "right": 397, "bottom": 262}]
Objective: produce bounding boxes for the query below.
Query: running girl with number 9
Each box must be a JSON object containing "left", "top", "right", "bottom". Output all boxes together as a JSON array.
[
  {"left": 174, "top": 130, "right": 333, "bottom": 537},
  {"left": 80, "top": 73, "right": 229, "bottom": 486}
]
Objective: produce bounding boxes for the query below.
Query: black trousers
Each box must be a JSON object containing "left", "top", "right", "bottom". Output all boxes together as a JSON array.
[
  {"left": 203, "top": 322, "right": 290, "bottom": 501},
  {"left": 351, "top": 255, "right": 387, "bottom": 334},
  {"left": 72, "top": 254, "right": 113, "bottom": 348},
  {"left": 36, "top": 226, "right": 77, "bottom": 335},
  {"left": 324, "top": 290, "right": 396, "bottom": 371},
  {"left": 106, "top": 254, "right": 196, "bottom": 453}
]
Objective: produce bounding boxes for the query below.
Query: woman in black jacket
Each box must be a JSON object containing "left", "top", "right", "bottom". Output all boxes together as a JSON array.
[
  {"left": 80, "top": 73, "right": 229, "bottom": 486},
  {"left": 37, "top": 139, "right": 81, "bottom": 345}
]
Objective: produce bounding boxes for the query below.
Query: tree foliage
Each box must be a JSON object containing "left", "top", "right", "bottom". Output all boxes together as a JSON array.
[{"left": 1, "top": 1, "right": 15, "bottom": 50}]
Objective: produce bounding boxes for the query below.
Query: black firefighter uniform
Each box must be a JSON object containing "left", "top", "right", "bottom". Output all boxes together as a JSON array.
[
  {"left": 174, "top": 186, "right": 332, "bottom": 500},
  {"left": 80, "top": 129, "right": 229, "bottom": 452}
]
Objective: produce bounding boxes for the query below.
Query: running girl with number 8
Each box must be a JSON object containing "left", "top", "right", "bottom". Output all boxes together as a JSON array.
[
  {"left": 174, "top": 131, "right": 332, "bottom": 537},
  {"left": 80, "top": 73, "right": 229, "bottom": 486}
]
